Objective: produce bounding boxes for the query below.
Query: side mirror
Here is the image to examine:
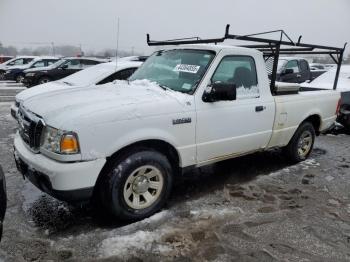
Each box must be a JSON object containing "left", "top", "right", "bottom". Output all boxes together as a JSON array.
[
  {"left": 202, "top": 82, "right": 236, "bottom": 103},
  {"left": 283, "top": 68, "right": 294, "bottom": 75},
  {"left": 60, "top": 64, "right": 68, "bottom": 70}
]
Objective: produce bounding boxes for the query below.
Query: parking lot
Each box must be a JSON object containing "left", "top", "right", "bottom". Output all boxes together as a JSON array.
[
  {"left": 0, "top": 81, "right": 25, "bottom": 102},
  {"left": 0, "top": 82, "right": 349, "bottom": 261}
]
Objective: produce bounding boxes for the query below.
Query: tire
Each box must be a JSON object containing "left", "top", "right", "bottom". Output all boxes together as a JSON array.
[
  {"left": 98, "top": 149, "right": 173, "bottom": 221},
  {"left": 38, "top": 76, "right": 51, "bottom": 85},
  {"left": 0, "top": 71, "right": 4, "bottom": 80},
  {"left": 337, "top": 107, "right": 350, "bottom": 132},
  {"left": 284, "top": 122, "right": 315, "bottom": 163},
  {"left": 15, "top": 74, "right": 24, "bottom": 83}
]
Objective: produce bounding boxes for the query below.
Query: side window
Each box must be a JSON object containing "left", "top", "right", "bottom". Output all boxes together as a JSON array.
[
  {"left": 97, "top": 68, "right": 138, "bottom": 85},
  {"left": 211, "top": 56, "right": 259, "bottom": 99},
  {"left": 47, "top": 60, "right": 57, "bottom": 66},
  {"left": 300, "top": 60, "right": 309, "bottom": 72},
  {"left": 65, "top": 59, "right": 81, "bottom": 69},
  {"left": 32, "top": 61, "right": 45, "bottom": 68},
  {"left": 116, "top": 68, "right": 138, "bottom": 80},
  {"left": 285, "top": 60, "right": 300, "bottom": 73},
  {"left": 81, "top": 60, "right": 99, "bottom": 69}
]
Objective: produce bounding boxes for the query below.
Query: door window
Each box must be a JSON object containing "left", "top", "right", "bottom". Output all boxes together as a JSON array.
[
  {"left": 64, "top": 59, "right": 81, "bottom": 69},
  {"left": 47, "top": 60, "right": 58, "bottom": 66},
  {"left": 299, "top": 60, "right": 309, "bottom": 72},
  {"left": 211, "top": 56, "right": 259, "bottom": 99},
  {"left": 97, "top": 68, "right": 138, "bottom": 85},
  {"left": 285, "top": 60, "right": 300, "bottom": 73},
  {"left": 32, "top": 61, "right": 45, "bottom": 68},
  {"left": 81, "top": 60, "right": 100, "bottom": 69}
]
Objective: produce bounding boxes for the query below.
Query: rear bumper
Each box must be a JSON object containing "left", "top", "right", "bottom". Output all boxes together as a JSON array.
[{"left": 14, "top": 133, "right": 106, "bottom": 203}]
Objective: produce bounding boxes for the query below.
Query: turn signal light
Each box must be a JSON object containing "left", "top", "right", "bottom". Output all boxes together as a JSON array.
[{"left": 60, "top": 134, "right": 79, "bottom": 154}]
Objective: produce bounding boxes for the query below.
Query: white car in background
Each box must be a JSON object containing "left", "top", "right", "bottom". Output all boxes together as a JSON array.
[
  {"left": 302, "top": 65, "right": 350, "bottom": 129},
  {"left": 0, "top": 56, "right": 37, "bottom": 80},
  {"left": 11, "top": 60, "right": 142, "bottom": 119}
]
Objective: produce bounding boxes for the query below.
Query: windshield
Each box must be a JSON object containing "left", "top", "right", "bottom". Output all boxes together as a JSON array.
[
  {"left": 58, "top": 63, "right": 112, "bottom": 86},
  {"left": 129, "top": 49, "right": 215, "bottom": 93}
]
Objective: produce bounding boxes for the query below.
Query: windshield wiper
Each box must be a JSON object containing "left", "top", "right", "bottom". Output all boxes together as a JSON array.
[{"left": 157, "top": 84, "right": 168, "bottom": 91}]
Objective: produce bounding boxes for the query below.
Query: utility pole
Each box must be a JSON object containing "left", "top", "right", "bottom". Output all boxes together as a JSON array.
[
  {"left": 51, "top": 42, "right": 55, "bottom": 57},
  {"left": 79, "top": 43, "right": 83, "bottom": 56},
  {"left": 115, "top": 17, "right": 120, "bottom": 69}
]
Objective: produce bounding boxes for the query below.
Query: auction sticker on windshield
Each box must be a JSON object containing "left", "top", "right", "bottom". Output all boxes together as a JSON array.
[{"left": 174, "top": 64, "right": 200, "bottom": 74}]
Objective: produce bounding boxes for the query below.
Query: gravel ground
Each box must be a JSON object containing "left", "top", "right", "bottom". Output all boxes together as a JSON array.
[{"left": 0, "top": 99, "right": 349, "bottom": 262}]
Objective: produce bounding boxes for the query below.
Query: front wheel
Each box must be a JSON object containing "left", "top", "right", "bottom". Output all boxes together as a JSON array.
[
  {"left": 284, "top": 122, "right": 315, "bottom": 163},
  {"left": 98, "top": 150, "right": 173, "bottom": 221}
]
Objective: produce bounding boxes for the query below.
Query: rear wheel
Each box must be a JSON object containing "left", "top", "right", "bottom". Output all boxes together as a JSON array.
[
  {"left": 38, "top": 76, "right": 51, "bottom": 85},
  {"left": 98, "top": 149, "right": 173, "bottom": 221},
  {"left": 284, "top": 122, "right": 315, "bottom": 163}
]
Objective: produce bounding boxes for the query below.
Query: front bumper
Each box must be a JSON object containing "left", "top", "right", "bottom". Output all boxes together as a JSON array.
[{"left": 14, "top": 133, "right": 106, "bottom": 203}]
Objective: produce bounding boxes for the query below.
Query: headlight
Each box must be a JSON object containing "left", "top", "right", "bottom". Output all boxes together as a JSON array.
[
  {"left": 25, "top": 73, "right": 36, "bottom": 77},
  {"left": 5, "top": 70, "right": 12, "bottom": 74},
  {"left": 41, "top": 126, "right": 80, "bottom": 154}
]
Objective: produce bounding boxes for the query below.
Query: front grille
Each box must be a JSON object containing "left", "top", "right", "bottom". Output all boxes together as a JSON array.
[{"left": 17, "top": 106, "right": 45, "bottom": 151}]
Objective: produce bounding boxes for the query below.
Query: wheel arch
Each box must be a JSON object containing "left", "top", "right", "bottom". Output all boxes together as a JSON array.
[
  {"left": 94, "top": 139, "right": 181, "bottom": 192},
  {"left": 302, "top": 114, "right": 321, "bottom": 135}
]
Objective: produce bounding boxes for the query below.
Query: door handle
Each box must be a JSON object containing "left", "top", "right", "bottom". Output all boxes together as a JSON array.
[
  {"left": 255, "top": 106, "right": 265, "bottom": 112},
  {"left": 297, "top": 74, "right": 301, "bottom": 78}
]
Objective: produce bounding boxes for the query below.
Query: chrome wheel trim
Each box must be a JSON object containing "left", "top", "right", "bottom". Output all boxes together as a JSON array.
[
  {"left": 297, "top": 130, "right": 313, "bottom": 158},
  {"left": 123, "top": 165, "right": 164, "bottom": 210}
]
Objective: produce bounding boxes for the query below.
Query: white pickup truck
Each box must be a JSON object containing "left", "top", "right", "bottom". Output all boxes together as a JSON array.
[{"left": 14, "top": 44, "right": 340, "bottom": 221}]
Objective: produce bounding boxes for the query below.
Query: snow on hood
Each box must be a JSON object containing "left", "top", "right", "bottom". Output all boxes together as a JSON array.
[
  {"left": 22, "top": 80, "right": 192, "bottom": 130},
  {"left": 16, "top": 81, "right": 73, "bottom": 102}
]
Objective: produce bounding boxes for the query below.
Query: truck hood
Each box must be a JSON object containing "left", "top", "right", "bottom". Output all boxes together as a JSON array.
[
  {"left": 22, "top": 80, "right": 193, "bottom": 130},
  {"left": 16, "top": 81, "right": 86, "bottom": 102}
]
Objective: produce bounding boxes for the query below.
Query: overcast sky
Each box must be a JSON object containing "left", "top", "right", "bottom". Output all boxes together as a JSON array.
[{"left": 0, "top": 0, "right": 349, "bottom": 55}]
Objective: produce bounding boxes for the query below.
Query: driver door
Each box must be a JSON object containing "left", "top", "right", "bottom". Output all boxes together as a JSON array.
[{"left": 195, "top": 52, "right": 275, "bottom": 164}]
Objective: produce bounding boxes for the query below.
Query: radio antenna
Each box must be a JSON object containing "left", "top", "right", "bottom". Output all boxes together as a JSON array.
[{"left": 115, "top": 17, "right": 120, "bottom": 70}]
